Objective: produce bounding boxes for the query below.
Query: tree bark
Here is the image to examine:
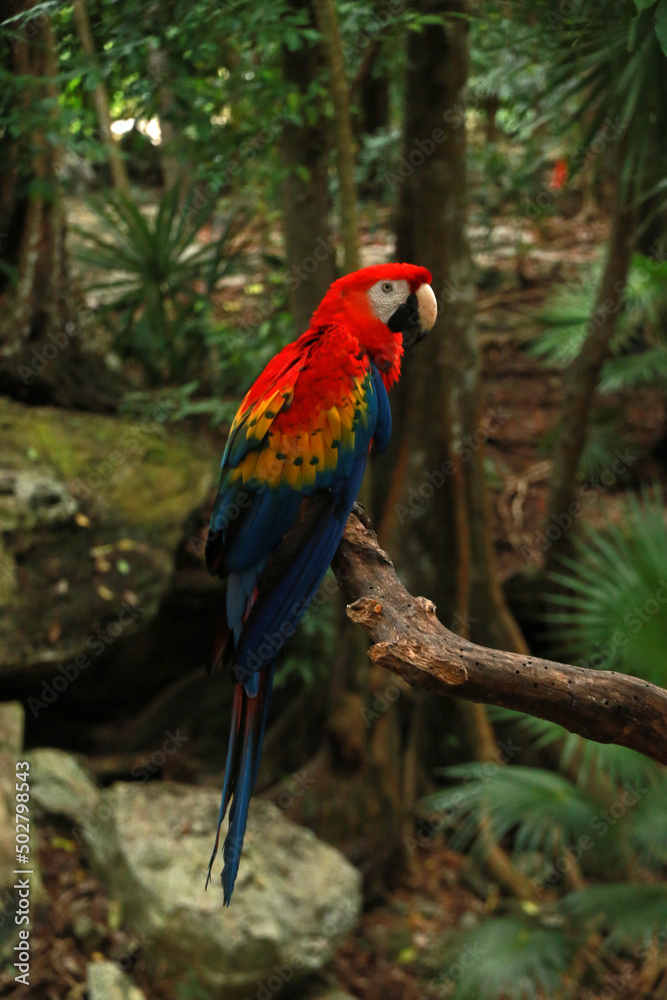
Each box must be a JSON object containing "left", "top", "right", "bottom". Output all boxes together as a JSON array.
[
  {"left": 0, "top": 0, "right": 121, "bottom": 411},
  {"left": 312, "top": 0, "right": 360, "bottom": 271},
  {"left": 358, "top": 64, "right": 390, "bottom": 136},
  {"left": 71, "top": 0, "right": 130, "bottom": 194},
  {"left": 146, "top": 46, "right": 181, "bottom": 193},
  {"left": 333, "top": 513, "right": 667, "bottom": 765},
  {"left": 280, "top": 0, "right": 336, "bottom": 333},
  {"left": 542, "top": 193, "right": 635, "bottom": 574},
  {"left": 386, "top": 0, "right": 526, "bottom": 654}
]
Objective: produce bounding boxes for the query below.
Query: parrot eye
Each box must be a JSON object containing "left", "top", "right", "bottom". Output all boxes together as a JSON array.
[{"left": 381, "top": 282, "right": 393, "bottom": 293}]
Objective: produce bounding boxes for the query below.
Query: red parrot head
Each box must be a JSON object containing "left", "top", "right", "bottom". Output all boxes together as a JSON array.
[{"left": 310, "top": 262, "right": 437, "bottom": 388}]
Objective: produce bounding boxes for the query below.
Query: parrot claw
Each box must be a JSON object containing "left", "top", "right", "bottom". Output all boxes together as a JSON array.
[{"left": 352, "top": 500, "right": 371, "bottom": 528}]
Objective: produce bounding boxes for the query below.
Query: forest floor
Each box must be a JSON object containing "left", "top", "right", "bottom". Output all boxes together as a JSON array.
[{"left": 3, "top": 198, "right": 666, "bottom": 1000}]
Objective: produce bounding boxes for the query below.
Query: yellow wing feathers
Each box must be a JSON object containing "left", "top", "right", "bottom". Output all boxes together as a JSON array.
[{"left": 227, "top": 371, "right": 371, "bottom": 495}]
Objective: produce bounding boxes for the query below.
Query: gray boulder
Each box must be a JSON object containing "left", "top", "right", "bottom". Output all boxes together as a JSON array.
[
  {"left": 86, "top": 961, "right": 147, "bottom": 1000},
  {"left": 0, "top": 396, "right": 213, "bottom": 682},
  {"left": 83, "top": 781, "right": 362, "bottom": 993},
  {"left": 26, "top": 747, "right": 101, "bottom": 828}
]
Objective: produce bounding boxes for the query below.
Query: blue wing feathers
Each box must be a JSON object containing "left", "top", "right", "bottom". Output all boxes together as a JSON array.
[
  {"left": 370, "top": 362, "right": 392, "bottom": 454},
  {"left": 224, "top": 490, "right": 302, "bottom": 574}
]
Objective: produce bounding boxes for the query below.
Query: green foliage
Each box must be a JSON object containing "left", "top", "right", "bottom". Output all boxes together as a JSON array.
[
  {"left": 72, "top": 0, "right": 320, "bottom": 193},
  {"left": 489, "top": 707, "right": 662, "bottom": 791},
  {"left": 432, "top": 887, "right": 667, "bottom": 1000},
  {"left": 559, "top": 884, "right": 667, "bottom": 950},
  {"left": 537, "top": 406, "right": 635, "bottom": 484},
  {"left": 528, "top": 274, "right": 598, "bottom": 368},
  {"left": 600, "top": 345, "right": 667, "bottom": 392},
  {"left": 174, "top": 970, "right": 209, "bottom": 1000},
  {"left": 544, "top": 489, "right": 667, "bottom": 685},
  {"left": 423, "top": 721, "right": 667, "bottom": 992},
  {"left": 529, "top": 252, "right": 667, "bottom": 378},
  {"left": 119, "top": 383, "right": 239, "bottom": 426},
  {"left": 628, "top": 776, "right": 667, "bottom": 865},
  {"left": 425, "top": 763, "right": 607, "bottom": 870},
  {"left": 433, "top": 914, "right": 573, "bottom": 1000},
  {"left": 205, "top": 291, "right": 295, "bottom": 398},
  {"left": 469, "top": 11, "right": 556, "bottom": 141},
  {"left": 427, "top": 540, "right": 667, "bottom": 993},
  {"left": 532, "top": 0, "right": 667, "bottom": 206},
  {"left": 355, "top": 126, "right": 402, "bottom": 201},
  {"left": 76, "top": 184, "right": 240, "bottom": 382},
  {"left": 529, "top": 250, "right": 667, "bottom": 476}
]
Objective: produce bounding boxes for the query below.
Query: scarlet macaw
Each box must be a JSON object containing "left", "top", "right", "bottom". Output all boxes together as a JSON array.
[{"left": 205, "top": 262, "right": 437, "bottom": 903}]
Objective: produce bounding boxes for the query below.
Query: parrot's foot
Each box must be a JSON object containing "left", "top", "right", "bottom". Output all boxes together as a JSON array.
[{"left": 352, "top": 501, "right": 371, "bottom": 528}]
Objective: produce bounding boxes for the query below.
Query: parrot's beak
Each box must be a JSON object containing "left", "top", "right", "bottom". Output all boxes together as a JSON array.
[
  {"left": 414, "top": 283, "right": 437, "bottom": 340},
  {"left": 387, "top": 282, "right": 438, "bottom": 347}
]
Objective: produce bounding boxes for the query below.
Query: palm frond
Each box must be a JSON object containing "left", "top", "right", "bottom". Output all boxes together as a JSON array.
[
  {"left": 600, "top": 346, "right": 667, "bottom": 392},
  {"left": 545, "top": 487, "right": 667, "bottom": 686},
  {"left": 536, "top": 1, "right": 667, "bottom": 203},
  {"left": 627, "top": 777, "right": 667, "bottom": 867},
  {"left": 75, "top": 185, "right": 242, "bottom": 382},
  {"left": 425, "top": 764, "right": 604, "bottom": 864},
  {"left": 488, "top": 708, "right": 661, "bottom": 792},
  {"left": 559, "top": 884, "right": 667, "bottom": 950},
  {"left": 434, "top": 915, "right": 573, "bottom": 1000},
  {"left": 527, "top": 281, "right": 596, "bottom": 368}
]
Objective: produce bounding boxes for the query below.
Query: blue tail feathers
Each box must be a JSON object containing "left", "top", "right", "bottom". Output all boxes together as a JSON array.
[{"left": 206, "top": 665, "right": 275, "bottom": 905}]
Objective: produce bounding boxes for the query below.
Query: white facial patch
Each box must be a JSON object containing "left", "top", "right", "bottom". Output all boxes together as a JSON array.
[{"left": 367, "top": 278, "right": 411, "bottom": 325}]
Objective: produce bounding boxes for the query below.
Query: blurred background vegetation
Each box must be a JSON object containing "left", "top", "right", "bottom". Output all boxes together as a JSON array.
[{"left": 1, "top": 0, "right": 667, "bottom": 998}]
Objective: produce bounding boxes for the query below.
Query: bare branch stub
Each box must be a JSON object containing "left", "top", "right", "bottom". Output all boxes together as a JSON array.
[{"left": 332, "top": 512, "right": 667, "bottom": 765}]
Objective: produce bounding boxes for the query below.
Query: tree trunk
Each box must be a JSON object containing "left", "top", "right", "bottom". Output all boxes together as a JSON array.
[
  {"left": 71, "top": 0, "right": 130, "bottom": 194},
  {"left": 542, "top": 192, "right": 635, "bottom": 575},
  {"left": 368, "top": 0, "right": 528, "bottom": 893},
  {"left": 312, "top": 0, "right": 360, "bottom": 271},
  {"left": 386, "top": 0, "right": 526, "bottom": 655},
  {"left": 280, "top": 0, "right": 336, "bottom": 333},
  {"left": 147, "top": 46, "right": 182, "bottom": 193},
  {"left": 359, "top": 67, "right": 390, "bottom": 136},
  {"left": 0, "top": 0, "right": 122, "bottom": 411}
]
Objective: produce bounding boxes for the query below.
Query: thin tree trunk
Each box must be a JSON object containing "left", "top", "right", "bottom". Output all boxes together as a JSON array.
[
  {"left": 0, "top": 0, "right": 122, "bottom": 411},
  {"left": 147, "top": 47, "right": 181, "bottom": 193},
  {"left": 71, "top": 0, "right": 130, "bottom": 194},
  {"left": 312, "top": 0, "right": 359, "bottom": 271},
  {"left": 280, "top": 0, "right": 336, "bottom": 332},
  {"left": 375, "top": 0, "right": 529, "bottom": 893},
  {"left": 542, "top": 194, "right": 635, "bottom": 575},
  {"left": 388, "top": 0, "right": 526, "bottom": 654}
]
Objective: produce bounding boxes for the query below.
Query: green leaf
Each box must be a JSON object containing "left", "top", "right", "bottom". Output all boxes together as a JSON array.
[
  {"left": 1, "top": 1, "right": 60, "bottom": 27},
  {"left": 655, "top": 0, "right": 667, "bottom": 56}
]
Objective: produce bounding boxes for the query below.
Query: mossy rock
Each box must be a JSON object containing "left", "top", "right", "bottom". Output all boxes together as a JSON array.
[{"left": 0, "top": 398, "right": 215, "bottom": 680}]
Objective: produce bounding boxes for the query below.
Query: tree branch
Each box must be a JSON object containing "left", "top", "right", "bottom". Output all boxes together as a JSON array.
[{"left": 333, "top": 512, "right": 667, "bottom": 764}]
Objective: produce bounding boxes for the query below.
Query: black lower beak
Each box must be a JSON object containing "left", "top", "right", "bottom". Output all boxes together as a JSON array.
[
  {"left": 403, "top": 326, "right": 428, "bottom": 347},
  {"left": 387, "top": 292, "right": 427, "bottom": 347}
]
